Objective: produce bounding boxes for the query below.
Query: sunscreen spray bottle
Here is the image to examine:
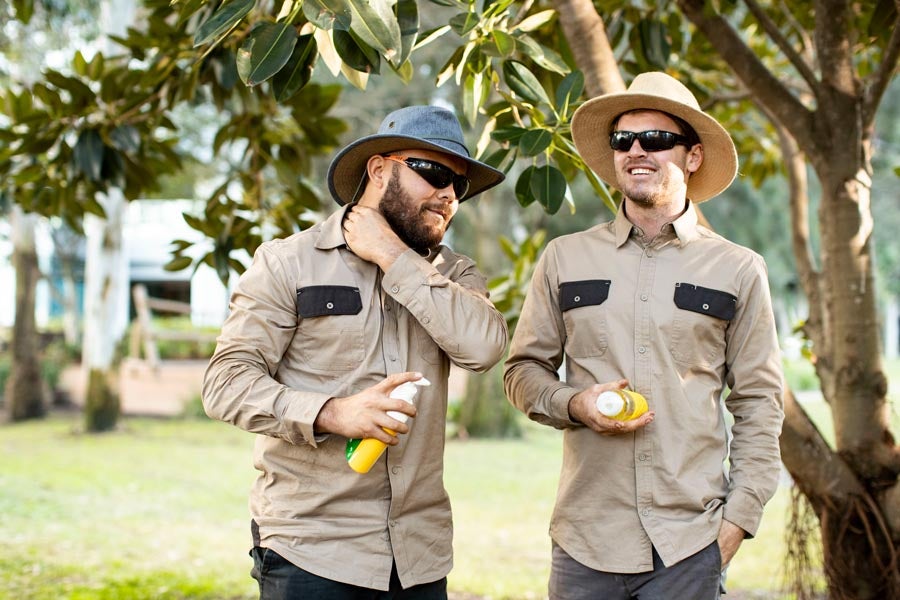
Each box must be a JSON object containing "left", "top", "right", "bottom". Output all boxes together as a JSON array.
[
  {"left": 595, "top": 389, "right": 649, "bottom": 421},
  {"left": 346, "top": 378, "right": 431, "bottom": 474}
]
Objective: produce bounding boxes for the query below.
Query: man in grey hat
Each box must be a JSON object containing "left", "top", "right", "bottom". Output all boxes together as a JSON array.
[
  {"left": 203, "top": 105, "right": 508, "bottom": 599},
  {"left": 504, "top": 72, "right": 784, "bottom": 598}
]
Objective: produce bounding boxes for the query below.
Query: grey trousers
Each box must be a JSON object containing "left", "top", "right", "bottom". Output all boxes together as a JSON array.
[{"left": 549, "top": 541, "right": 724, "bottom": 600}]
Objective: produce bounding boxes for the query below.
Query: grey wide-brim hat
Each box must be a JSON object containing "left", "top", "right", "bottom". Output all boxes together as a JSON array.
[
  {"left": 571, "top": 72, "right": 738, "bottom": 202},
  {"left": 327, "top": 105, "right": 505, "bottom": 205}
]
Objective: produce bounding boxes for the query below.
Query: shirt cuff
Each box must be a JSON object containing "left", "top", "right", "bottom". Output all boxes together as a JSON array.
[
  {"left": 276, "top": 390, "right": 334, "bottom": 448},
  {"left": 550, "top": 386, "right": 581, "bottom": 428},
  {"left": 382, "top": 249, "right": 444, "bottom": 303},
  {"left": 723, "top": 489, "right": 765, "bottom": 539}
]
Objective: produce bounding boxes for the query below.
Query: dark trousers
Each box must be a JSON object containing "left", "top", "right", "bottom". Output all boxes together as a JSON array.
[
  {"left": 250, "top": 547, "right": 448, "bottom": 600},
  {"left": 549, "top": 541, "right": 724, "bottom": 600}
]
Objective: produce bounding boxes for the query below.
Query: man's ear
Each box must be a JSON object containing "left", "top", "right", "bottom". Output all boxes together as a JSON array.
[
  {"left": 686, "top": 144, "right": 703, "bottom": 175},
  {"left": 366, "top": 155, "right": 391, "bottom": 189}
]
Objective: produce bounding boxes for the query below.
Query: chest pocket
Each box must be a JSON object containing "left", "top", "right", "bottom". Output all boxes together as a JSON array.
[
  {"left": 669, "top": 283, "right": 736, "bottom": 367},
  {"left": 295, "top": 286, "right": 364, "bottom": 372},
  {"left": 560, "top": 280, "right": 610, "bottom": 358}
]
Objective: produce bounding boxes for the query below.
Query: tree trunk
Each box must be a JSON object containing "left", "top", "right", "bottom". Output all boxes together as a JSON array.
[
  {"left": 6, "top": 207, "right": 47, "bottom": 421},
  {"left": 82, "top": 191, "right": 128, "bottom": 432}
]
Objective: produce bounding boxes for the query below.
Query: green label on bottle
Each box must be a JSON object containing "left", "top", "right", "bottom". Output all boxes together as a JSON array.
[{"left": 346, "top": 438, "right": 361, "bottom": 461}]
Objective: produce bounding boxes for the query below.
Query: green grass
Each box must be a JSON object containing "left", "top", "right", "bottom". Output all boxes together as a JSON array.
[{"left": 1, "top": 412, "right": 812, "bottom": 600}]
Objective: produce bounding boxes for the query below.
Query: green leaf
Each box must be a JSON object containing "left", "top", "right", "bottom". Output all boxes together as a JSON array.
[
  {"left": 869, "top": 0, "right": 897, "bottom": 38},
  {"left": 516, "top": 35, "right": 569, "bottom": 75},
  {"left": 519, "top": 129, "right": 552, "bottom": 157},
  {"left": 73, "top": 51, "right": 89, "bottom": 77},
  {"left": 555, "top": 71, "right": 584, "bottom": 118},
  {"left": 514, "top": 9, "right": 556, "bottom": 33},
  {"left": 237, "top": 21, "right": 298, "bottom": 86},
  {"left": 894, "top": 166, "right": 900, "bottom": 177},
  {"left": 164, "top": 256, "right": 194, "bottom": 272},
  {"left": 491, "top": 30, "right": 516, "bottom": 57},
  {"left": 502, "top": 60, "right": 551, "bottom": 106},
  {"left": 395, "top": 0, "right": 418, "bottom": 65},
  {"left": 515, "top": 166, "right": 537, "bottom": 207},
  {"left": 73, "top": 129, "right": 105, "bottom": 183},
  {"left": 483, "top": 147, "right": 511, "bottom": 170},
  {"left": 347, "top": 0, "right": 402, "bottom": 63},
  {"left": 303, "top": 0, "right": 352, "bottom": 30},
  {"left": 273, "top": 34, "right": 318, "bottom": 102},
  {"left": 194, "top": 0, "right": 256, "bottom": 47},
  {"left": 637, "top": 18, "right": 671, "bottom": 70},
  {"left": 44, "top": 71, "right": 94, "bottom": 105},
  {"left": 449, "top": 11, "right": 480, "bottom": 36},
  {"left": 529, "top": 164, "right": 566, "bottom": 214},
  {"left": 12, "top": 0, "right": 34, "bottom": 23},
  {"left": 491, "top": 126, "right": 528, "bottom": 143},
  {"left": 333, "top": 28, "right": 379, "bottom": 73},
  {"left": 110, "top": 125, "right": 141, "bottom": 154}
]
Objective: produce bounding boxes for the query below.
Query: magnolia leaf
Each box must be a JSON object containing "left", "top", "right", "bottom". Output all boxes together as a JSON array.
[
  {"left": 303, "top": 0, "right": 352, "bottom": 30},
  {"left": 516, "top": 35, "right": 569, "bottom": 75},
  {"left": 73, "top": 129, "right": 104, "bottom": 183},
  {"left": 530, "top": 164, "right": 566, "bottom": 214},
  {"left": 164, "top": 256, "right": 194, "bottom": 272},
  {"left": 555, "top": 71, "right": 584, "bottom": 118},
  {"left": 503, "top": 60, "right": 551, "bottom": 106},
  {"left": 347, "top": 0, "right": 401, "bottom": 63},
  {"left": 273, "top": 34, "right": 318, "bottom": 102},
  {"left": 515, "top": 166, "right": 537, "bottom": 207},
  {"left": 194, "top": 0, "right": 255, "bottom": 47},
  {"left": 519, "top": 129, "right": 552, "bottom": 157},
  {"left": 333, "top": 28, "right": 379, "bottom": 73},
  {"left": 237, "top": 21, "right": 298, "bottom": 86},
  {"left": 514, "top": 9, "right": 556, "bottom": 33},
  {"left": 396, "top": 0, "right": 418, "bottom": 66}
]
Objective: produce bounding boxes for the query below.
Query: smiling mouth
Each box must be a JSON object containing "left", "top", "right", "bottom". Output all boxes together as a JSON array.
[{"left": 627, "top": 167, "right": 655, "bottom": 175}]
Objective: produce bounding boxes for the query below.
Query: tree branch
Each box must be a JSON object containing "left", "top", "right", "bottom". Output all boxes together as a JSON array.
[
  {"left": 744, "top": 0, "right": 819, "bottom": 91},
  {"left": 550, "top": 0, "right": 624, "bottom": 97},
  {"left": 780, "top": 385, "right": 865, "bottom": 507},
  {"left": 676, "top": 0, "right": 817, "bottom": 154},
  {"left": 863, "top": 15, "right": 900, "bottom": 127}
]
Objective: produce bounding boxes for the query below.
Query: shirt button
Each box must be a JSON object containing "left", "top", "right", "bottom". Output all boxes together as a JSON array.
[
  {"left": 638, "top": 346, "right": 646, "bottom": 354},
  {"left": 702, "top": 303, "right": 710, "bottom": 310},
  {"left": 326, "top": 302, "right": 334, "bottom": 310},
  {"left": 389, "top": 356, "right": 397, "bottom": 362},
  {"left": 390, "top": 520, "right": 397, "bottom": 527},
  {"left": 640, "top": 294, "right": 648, "bottom": 301},
  {"left": 573, "top": 295, "right": 581, "bottom": 303},
  {"left": 639, "top": 453, "right": 648, "bottom": 461},
  {"left": 641, "top": 508, "right": 650, "bottom": 516},
  {"left": 422, "top": 317, "right": 430, "bottom": 324},
  {"left": 391, "top": 466, "right": 401, "bottom": 474},
  {"left": 391, "top": 285, "right": 400, "bottom": 293}
]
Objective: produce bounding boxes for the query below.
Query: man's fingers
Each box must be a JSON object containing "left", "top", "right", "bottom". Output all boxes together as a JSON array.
[{"left": 376, "top": 371, "right": 424, "bottom": 392}]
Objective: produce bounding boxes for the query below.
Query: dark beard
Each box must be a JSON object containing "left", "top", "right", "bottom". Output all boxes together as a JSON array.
[{"left": 380, "top": 171, "right": 450, "bottom": 254}]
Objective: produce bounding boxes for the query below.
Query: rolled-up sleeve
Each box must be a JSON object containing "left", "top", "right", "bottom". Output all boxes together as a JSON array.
[
  {"left": 383, "top": 249, "right": 508, "bottom": 373},
  {"left": 202, "top": 244, "right": 331, "bottom": 447},
  {"left": 722, "top": 254, "right": 785, "bottom": 537}
]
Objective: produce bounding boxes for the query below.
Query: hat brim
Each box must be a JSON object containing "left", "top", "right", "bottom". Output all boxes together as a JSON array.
[
  {"left": 327, "top": 134, "right": 505, "bottom": 205},
  {"left": 571, "top": 92, "right": 738, "bottom": 202}
]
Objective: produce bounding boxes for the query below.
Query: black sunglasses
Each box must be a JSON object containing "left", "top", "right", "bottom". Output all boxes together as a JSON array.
[
  {"left": 383, "top": 155, "right": 470, "bottom": 199},
  {"left": 609, "top": 130, "right": 694, "bottom": 152}
]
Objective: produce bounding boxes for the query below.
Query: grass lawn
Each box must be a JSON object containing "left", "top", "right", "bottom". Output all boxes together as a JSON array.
[{"left": 5, "top": 354, "right": 898, "bottom": 600}]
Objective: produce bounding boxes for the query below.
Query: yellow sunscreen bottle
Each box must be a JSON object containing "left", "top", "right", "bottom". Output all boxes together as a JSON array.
[
  {"left": 595, "top": 389, "right": 649, "bottom": 421},
  {"left": 346, "top": 378, "right": 431, "bottom": 474}
]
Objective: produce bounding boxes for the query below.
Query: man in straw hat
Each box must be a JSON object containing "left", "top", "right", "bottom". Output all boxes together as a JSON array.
[
  {"left": 203, "top": 105, "right": 508, "bottom": 598},
  {"left": 504, "top": 72, "right": 783, "bottom": 598}
]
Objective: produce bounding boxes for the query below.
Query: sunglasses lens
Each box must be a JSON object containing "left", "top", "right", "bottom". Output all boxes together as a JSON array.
[
  {"left": 404, "top": 159, "right": 470, "bottom": 199},
  {"left": 609, "top": 130, "right": 681, "bottom": 152}
]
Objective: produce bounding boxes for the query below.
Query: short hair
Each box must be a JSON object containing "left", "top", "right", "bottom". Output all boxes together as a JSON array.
[{"left": 610, "top": 110, "right": 701, "bottom": 147}]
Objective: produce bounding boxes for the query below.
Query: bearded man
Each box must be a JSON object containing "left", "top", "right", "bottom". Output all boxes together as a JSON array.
[{"left": 203, "top": 105, "right": 508, "bottom": 599}]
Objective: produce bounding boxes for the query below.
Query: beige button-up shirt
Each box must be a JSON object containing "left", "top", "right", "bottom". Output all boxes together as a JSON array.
[
  {"left": 203, "top": 205, "right": 508, "bottom": 590},
  {"left": 504, "top": 202, "right": 783, "bottom": 573}
]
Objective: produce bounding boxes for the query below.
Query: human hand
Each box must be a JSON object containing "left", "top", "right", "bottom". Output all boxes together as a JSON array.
[
  {"left": 717, "top": 519, "right": 745, "bottom": 569},
  {"left": 314, "top": 372, "right": 424, "bottom": 444},
  {"left": 567, "top": 379, "right": 655, "bottom": 434},
  {"left": 342, "top": 204, "right": 407, "bottom": 270}
]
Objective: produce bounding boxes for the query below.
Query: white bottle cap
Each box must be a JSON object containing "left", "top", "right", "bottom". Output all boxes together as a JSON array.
[
  {"left": 596, "top": 391, "right": 625, "bottom": 417},
  {"left": 387, "top": 377, "right": 431, "bottom": 422}
]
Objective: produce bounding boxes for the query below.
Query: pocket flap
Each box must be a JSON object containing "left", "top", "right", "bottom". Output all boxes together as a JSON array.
[
  {"left": 673, "top": 283, "right": 737, "bottom": 321},
  {"left": 297, "top": 286, "right": 362, "bottom": 318},
  {"left": 559, "top": 280, "right": 611, "bottom": 312}
]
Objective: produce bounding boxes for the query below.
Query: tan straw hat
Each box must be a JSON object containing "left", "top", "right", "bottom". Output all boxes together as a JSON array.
[
  {"left": 327, "top": 105, "right": 505, "bottom": 205},
  {"left": 571, "top": 72, "right": 738, "bottom": 202}
]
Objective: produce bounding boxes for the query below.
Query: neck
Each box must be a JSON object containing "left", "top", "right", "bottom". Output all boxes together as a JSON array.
[{"left": 623, "top": 197, "right": 687, "bottom": 241}]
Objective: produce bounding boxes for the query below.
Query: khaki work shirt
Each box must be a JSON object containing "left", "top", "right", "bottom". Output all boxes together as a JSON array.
[
  {"left": 504, "top": 202, "right": 784, "bottom": 573},
  {"left": 202, "top": 205, "right": 508, "bottom": 590}
]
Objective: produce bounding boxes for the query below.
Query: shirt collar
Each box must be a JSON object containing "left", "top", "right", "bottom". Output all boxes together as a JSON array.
[
  {"left": 613, "top": 200, "right": 701, "bottom": 248},
  {"left": 315, "top": 204, "right": 354, "bottom": 250}
]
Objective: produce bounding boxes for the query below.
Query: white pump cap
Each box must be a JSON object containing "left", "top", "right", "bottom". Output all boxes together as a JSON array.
[
  {"left": 596, "top": 391, "right": 625, "bottom": 417},
  {"left": 387, "top": 377, "right": 431, "bottom": 422}
]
